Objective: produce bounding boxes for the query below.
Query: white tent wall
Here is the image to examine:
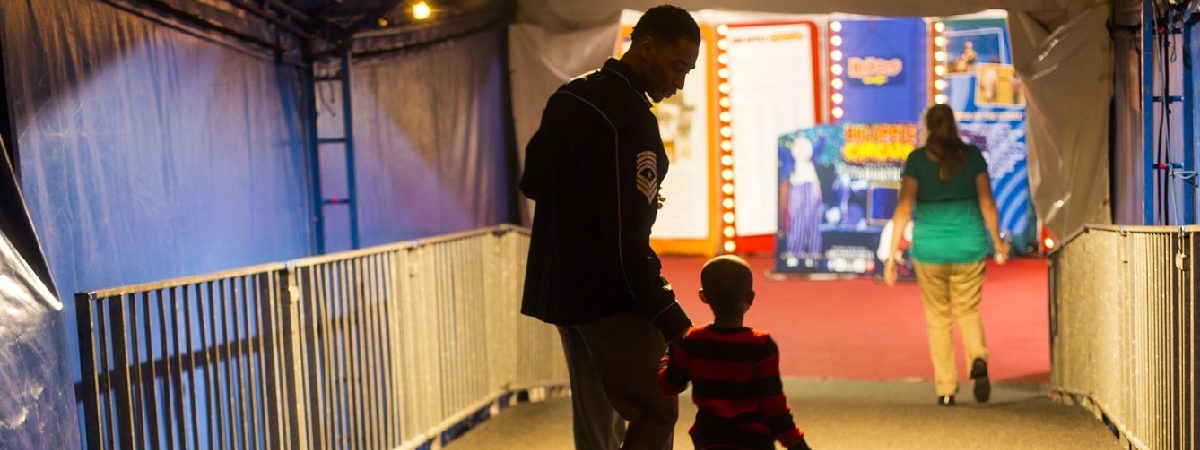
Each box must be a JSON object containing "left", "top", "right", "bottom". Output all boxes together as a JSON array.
[
  {"left": 508, "top": 21, "right": 620, "bottom": 223},
  {"left": 348, "top": 24, "right": 516, "bottom": 246},
  {"left": 510, "top": 0, "right": 1115, "bottom": 238},
  {"left": 1111, "top": 0, "right": 1144, "bottom": 225}
]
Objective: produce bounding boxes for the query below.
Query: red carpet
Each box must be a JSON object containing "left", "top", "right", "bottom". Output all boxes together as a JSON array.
[{"left": 661, "top": 256, "right": 1050, "bottom": 384}]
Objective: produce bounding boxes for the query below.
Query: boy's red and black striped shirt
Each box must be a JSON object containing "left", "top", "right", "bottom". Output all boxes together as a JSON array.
[{"left": 658, "top": 325, "right": 806, "bottom": 449}]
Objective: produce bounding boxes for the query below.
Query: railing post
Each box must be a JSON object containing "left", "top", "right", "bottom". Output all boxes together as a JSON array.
[
  {"left": 259, "top": 273, "right": 285, "bottom": 449},
  {"left": 279, "top": 267, "right": 311, "bottom": 449},
  {"left": 76, "top": 293, "right": 103, "bottom": 450},
  {"left": 108, "top": 295, "right": 138, "bottom": 450}
]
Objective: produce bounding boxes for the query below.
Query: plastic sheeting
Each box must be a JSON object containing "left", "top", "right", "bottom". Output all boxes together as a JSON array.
[
  {"left": 348, "top": 25, "right": 515, "bottom": 245},
  {"left": 0, "top": 134, "right": 80, "bottom": 448},
  {"left": 0, "top": 221, "right": 79, "bottom": 450},
  {"left": 2, "top": 0, "right": 314, "bottom": 385},
  {"left": 1010, "top": 3, "right": 1113, "bottom": 235},
  {"left": 510, "top": 0, "right": 1114, "bottom": 237}
]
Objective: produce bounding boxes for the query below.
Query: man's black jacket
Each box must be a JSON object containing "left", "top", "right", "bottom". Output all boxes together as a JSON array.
[{"left": 520, "top": 58, "right": 691, "bottom": 341}]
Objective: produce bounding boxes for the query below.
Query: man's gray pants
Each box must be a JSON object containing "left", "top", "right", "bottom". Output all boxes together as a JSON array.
[{"left": 558, "top": 313, "right": 677, "bottom": 450}]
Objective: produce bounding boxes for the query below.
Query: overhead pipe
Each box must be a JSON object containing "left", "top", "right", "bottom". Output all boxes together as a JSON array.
[
  {"left": 334, "top": 0, "right": 406, "bottom": 41},
  {"left": 104, "top": 0, "right": 291, "bottom": 52},
  {"left": 223, "top": 0, "right": 313, "bottom": 37},
  {"left": 259, "top": 0, "right": 316, "bottom": 24}
]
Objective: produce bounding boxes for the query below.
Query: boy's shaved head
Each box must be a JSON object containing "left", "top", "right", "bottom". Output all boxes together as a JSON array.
[{"left": 700, "top": 255, "right": 753, "bottom": 315}]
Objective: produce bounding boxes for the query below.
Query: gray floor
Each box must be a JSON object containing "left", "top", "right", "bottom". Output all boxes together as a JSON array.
[{"left": 445, "top": 379, "right": 1119, "bottom": 450}]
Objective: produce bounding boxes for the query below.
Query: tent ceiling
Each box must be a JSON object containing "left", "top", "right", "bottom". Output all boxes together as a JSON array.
[
  {"left": 131, "top": 0, "right": 509, "bottom": 56},
  {"left": 513, "top": 0, "right": 1100, "bottom": 30},
  {"left": 278, "top": 0, "right": 498, "bottom": 30}
]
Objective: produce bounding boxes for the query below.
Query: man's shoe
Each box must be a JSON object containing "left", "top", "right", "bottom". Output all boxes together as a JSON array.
[
  {"left": 937, "top": 395, "right": 955, "bottom": 406},
  {"left": 971, "top": 358, "right": 991, "bottom": 403}
]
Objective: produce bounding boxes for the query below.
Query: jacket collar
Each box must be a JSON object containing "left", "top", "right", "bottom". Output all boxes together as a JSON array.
[{"left": 602, "top": 58, "right": 652, "bottom": 108}]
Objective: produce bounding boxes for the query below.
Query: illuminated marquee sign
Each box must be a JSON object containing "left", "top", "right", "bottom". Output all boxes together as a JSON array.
[
  {"left": 847, "top": 56, "right": 904, "bottom": 86},
  {"left": 841, "top": 123, "right": 917, "bottom": 164}
]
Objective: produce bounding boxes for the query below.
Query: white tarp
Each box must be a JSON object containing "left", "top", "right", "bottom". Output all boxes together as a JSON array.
[{"left": 510, "top": 0, "right": 1113, "bottom": 238}]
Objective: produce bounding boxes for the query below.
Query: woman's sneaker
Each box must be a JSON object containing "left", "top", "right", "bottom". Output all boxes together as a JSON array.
[
  {"left": 936, "top": 395, "right": 955, "bottom": 406},
  {"left": 971, "top": 358, "right": 991, "bottom": 403}
]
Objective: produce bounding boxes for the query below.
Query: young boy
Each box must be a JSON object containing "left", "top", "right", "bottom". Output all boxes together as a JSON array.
[{"left": 658, "top": 255, "right": 812, "bottom": 450}]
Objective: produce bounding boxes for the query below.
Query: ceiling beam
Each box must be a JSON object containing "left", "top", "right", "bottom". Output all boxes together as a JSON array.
[{"left": 334, "top": 0, "right": 406, "bottom": 41}]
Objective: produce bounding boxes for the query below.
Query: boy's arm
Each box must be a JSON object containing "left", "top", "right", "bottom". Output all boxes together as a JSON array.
[
  {"left": 657, "top": 341, "right": 690, "bottom": 395},
  {"left": 756, "top": 337, "right": 810, "bottom": 450}
]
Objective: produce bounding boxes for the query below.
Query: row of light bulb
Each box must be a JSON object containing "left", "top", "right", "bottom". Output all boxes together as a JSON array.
[
  {"left": 714, "top": 19, "right": 951, "bottom": 253},
  {"left": 828, "top": 21, "right": 845, "bottom": 120},
  {"left": 932, "top": 21, "right": 948, "bottom": 104},
  {"left": 715, "top": 25, "right": 737, "bottom": 254}
]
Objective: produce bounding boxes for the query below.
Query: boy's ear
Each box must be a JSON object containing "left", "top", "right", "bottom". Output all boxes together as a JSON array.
[
  {"left": 746, "top": 291, "right": 756, "bottom": 306},
  {"left": 698, "top": 288, "right": 709, "bottom": 305}
]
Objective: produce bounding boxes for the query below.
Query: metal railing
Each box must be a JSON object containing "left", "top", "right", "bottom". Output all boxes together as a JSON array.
[
  {"left": 1050, "top": 225, "right": 1198, "bottom": 450},
  {"left": 75, "top": 225, "right": 567, "bottom": 450}
]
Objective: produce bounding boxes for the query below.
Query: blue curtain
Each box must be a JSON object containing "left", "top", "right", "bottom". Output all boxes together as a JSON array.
[
  {"left": 348, "top": 25, "right": 514, "bottom": 246},
  {"left": 2, "top": 0, "right": 314, "bottom": 388}
]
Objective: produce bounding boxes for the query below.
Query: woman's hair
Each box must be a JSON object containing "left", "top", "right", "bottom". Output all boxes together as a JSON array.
[{"left": 923, "top": 104, "right": 966, "bottom": 181}]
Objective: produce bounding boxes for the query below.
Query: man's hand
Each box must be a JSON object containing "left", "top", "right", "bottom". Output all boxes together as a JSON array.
[
  {"left": 656, "top": 193, "right": 666, "bottom": 209},
  {"left": 651, "top": 301, "right": 691, "bottom": 344},
  {"left": 788, "top": 436, "right": 813, "bottom": 450}
]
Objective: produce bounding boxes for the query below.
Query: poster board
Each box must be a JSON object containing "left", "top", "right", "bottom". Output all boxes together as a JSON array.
[
  {"left": 943, "top": 17, "right": 1035, "bottom": 254},
  {"left": 775, "top": 18, "right": 927, "bottom": 275},
  {"left": 776, "top": 123, "right": 919, "bottom": 275}
]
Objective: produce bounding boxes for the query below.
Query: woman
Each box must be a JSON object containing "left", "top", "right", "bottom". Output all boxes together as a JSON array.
[{"left": 883, "top": 104, "right": 1010, "bottom": 406}]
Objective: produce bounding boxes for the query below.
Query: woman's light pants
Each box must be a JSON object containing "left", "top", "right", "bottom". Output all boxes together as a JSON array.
[{"left": 913, "top": 260, "right": 989, "bottom": 396}]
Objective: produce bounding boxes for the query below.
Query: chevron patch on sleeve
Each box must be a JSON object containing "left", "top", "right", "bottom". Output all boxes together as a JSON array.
[{"left": 636, "top": 151, "right": 659, "bottom": 205}]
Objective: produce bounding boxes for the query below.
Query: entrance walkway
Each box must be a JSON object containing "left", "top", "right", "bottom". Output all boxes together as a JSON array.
[
  {"left": 443, "top": 256, "right": 1112, "bottom": 449},
  {"left": 445, "top": 379, "right": 1117, "bottom": 449}
]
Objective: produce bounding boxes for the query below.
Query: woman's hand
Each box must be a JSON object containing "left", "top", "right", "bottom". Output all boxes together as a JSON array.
[
  {"left": 993, "top": 240, "right": 1011, "bottom": 265},
  {"left": 883, "top": 255, "right": 899, "bottom": 286}
]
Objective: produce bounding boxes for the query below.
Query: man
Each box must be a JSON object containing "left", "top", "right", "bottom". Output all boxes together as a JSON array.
[{"left": 519, "top": 5, "right": 700, "bottom": 450}]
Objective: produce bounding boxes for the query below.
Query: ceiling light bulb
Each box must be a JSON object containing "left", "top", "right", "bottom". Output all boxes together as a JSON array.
[{"left": 413, "top": 1, "right": 431, "bottom": 20}]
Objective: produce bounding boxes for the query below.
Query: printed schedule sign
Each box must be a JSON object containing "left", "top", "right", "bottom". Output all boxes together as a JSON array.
[{"left": 725, "top": 22, "right": 820, "bottom": 238}]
